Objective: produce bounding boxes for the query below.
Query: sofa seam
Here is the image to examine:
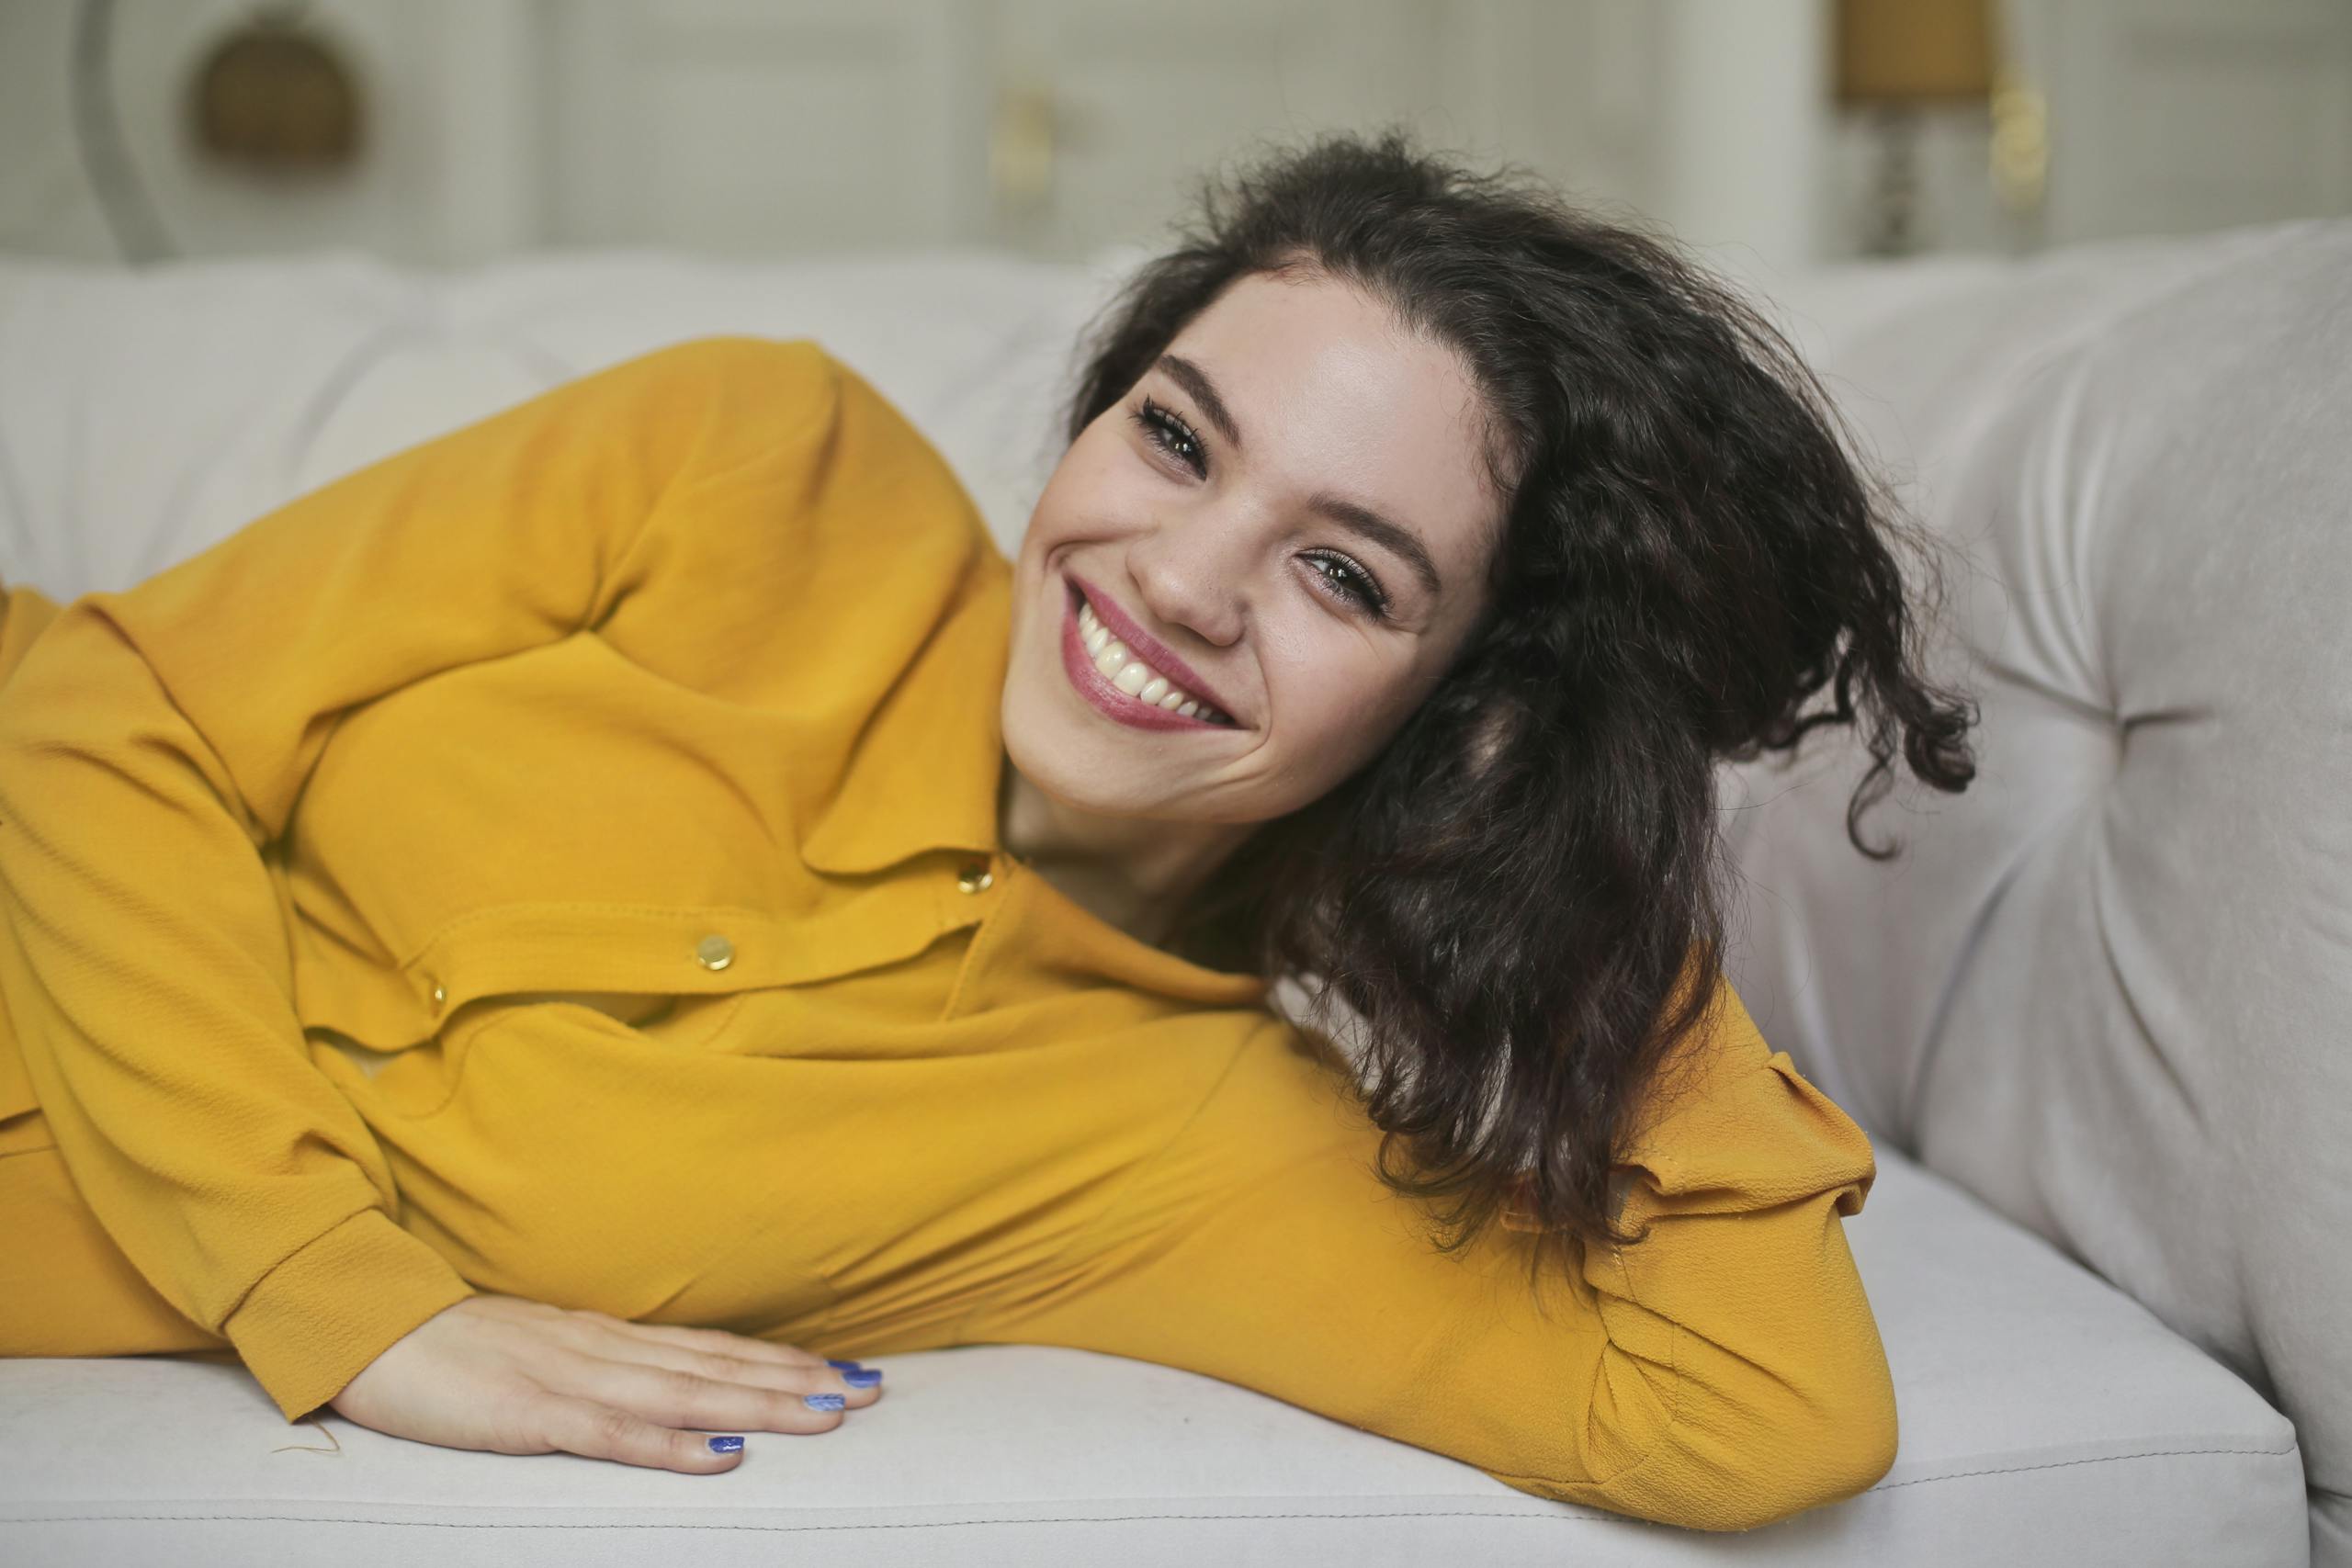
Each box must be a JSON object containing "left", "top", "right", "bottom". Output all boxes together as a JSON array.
[
  {"left": 0, "top": 1509, "right": 1623, "bottom": 1532},
  {"left": 1861, "top": 1438, "right": 2302, "bottom": 1492},
  {"left": 1480, "top": 1437, "right": 2303, "bottom": 1504},
  {"left": 3, "top": 1443, "right": 2304, "bottom": 1534}
]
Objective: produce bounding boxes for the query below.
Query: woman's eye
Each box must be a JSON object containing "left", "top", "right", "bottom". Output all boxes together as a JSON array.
[
  {"left": 1129, "top": 395, "right": 1391, "bottom": 622},
  {"left": 1131, "top": 398, "right": 1204, "bottom": 477},
  {"left": 1306, "top": 551, "right": 1392, "bottom": 621}
]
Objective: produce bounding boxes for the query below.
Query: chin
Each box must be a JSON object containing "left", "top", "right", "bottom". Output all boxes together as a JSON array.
[{"left": 999, "top": 687, "right": 1088, "bottom": 797}]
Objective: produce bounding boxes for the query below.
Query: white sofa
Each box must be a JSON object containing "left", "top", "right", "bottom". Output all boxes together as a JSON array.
[{"left": 0, "top": 219, "right": 2341, "bottom": 1565}]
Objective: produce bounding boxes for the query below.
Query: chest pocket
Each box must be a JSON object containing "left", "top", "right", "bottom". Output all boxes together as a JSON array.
[{"left": 310, "top": 988, "right": 754, "bottom": 1118}]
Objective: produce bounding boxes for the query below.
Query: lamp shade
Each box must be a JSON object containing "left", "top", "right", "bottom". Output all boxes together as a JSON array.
[{"left": 1834, "top": 0, "right": 1997, "bottom": 106}]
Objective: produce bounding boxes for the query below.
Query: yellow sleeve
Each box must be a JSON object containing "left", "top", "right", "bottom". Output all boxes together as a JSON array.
[
  {"left": 956, "top": 980, "right": 1898, "bottom": 1533},
  {"left": 0, "top": 334, "right": 842, "bottom": 1423}
]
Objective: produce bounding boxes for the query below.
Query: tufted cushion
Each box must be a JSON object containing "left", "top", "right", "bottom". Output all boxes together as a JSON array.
[{"left": 1719, "top": 218, "right": 2352, "bottom": 1562}]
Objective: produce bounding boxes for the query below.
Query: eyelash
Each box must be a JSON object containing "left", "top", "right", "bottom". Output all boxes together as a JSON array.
[{"left": 1128, "top": 396, "right": 1394, "bottom": 621}]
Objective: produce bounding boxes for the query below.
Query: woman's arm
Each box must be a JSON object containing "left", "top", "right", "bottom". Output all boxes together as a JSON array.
[
  {"left": 0, "top": 335, "right": 842, "bottom": 1422},
  {"left": 954, "top": 977, "right": 1897, "bottom": 1532}
]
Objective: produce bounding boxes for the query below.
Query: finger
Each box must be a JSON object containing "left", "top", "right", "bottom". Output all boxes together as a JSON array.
[
  {"left": 578, "top": 1329, "right": 880, "bottom": 1406},
  {"left": 528, "top": 1393, "right": 749, "bottom": 1473},
  {"left": 573, "top": 1311, "right": 832, "bottom": 1370},
  {"left": 555, "top": 1350, "right": 854, "bottom": 1436}
]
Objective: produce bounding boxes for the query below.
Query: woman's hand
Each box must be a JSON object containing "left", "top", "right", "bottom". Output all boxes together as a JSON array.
[{"left": 325, "top": 1293, "right": 879, "bottom": 1472}]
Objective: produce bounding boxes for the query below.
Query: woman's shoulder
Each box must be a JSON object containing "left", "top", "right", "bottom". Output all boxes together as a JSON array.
[{"left": 1621, "top": 970, "right": 1881, "bottom": 1217}]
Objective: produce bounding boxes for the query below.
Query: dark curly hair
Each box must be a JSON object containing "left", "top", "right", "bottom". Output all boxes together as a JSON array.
[{"left": 1053, "top": 125, "right": 1980, "bottom": 1300}]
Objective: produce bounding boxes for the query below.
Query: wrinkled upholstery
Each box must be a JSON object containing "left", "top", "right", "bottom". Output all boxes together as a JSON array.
[
  {"left": 0, "top": 222, "right": 2337, "bottom": 1563},
  {"left": 1720, "top": 219, "right": 2349, "bottom": 1565}
]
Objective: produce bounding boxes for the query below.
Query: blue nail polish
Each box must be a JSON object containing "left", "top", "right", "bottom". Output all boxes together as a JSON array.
[
  {"left": 825, "top": 1359, "right": 864, "bottom": 1371},
  {"left": 805, "top": 1393, "right": 846, "bottom": 1411},
  {"left": 707, "top": 1435, "right": 743, "bottom": 1453},
  {"left": 843, "top": 1367, "right": 882, "bottom": 1387}
]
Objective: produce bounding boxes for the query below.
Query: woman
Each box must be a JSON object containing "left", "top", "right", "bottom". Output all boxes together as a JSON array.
[{"left": 0, "top": 129, "right": 1973, "bottom": 1531}]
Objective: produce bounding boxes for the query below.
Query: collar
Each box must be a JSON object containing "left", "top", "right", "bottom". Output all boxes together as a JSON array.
[
  {"left": 797, "top": 553, "right": 1012, "bottom": 877},
  {"left": 792, "top": 547, "right": 1265, "bottom": 1005}
]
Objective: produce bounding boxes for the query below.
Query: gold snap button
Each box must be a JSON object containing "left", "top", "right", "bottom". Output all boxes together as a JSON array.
[
  {"left": 429, "top": 979, "right": 446, "bottom": 1007},
  {"left": 956, "top": 861, "right": 994, "bottom": 895},
  {"left": 695, "top": 933, "right": 735, "bottom": 971}
]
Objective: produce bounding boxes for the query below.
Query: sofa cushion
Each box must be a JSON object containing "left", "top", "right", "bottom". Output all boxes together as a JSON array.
[{"left": 0, "top": 1146, "right": 2302, "bottom": 1564}]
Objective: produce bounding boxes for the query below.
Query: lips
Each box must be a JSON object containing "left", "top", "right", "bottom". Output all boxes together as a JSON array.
[
  {"left": 1063, "top": 571, "right": 1241, "bottom": 722},
  {"left": 1058, "top": 578, "right": 1234, "bottom": 732}
]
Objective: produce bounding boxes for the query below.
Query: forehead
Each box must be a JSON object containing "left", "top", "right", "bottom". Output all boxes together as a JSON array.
[{"left": 1163, "top": 271, "right": 1499, "bottom": 597}]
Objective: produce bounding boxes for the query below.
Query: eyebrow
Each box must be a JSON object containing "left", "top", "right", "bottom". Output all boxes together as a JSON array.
[{"left": 1154, "top": 352, "right": 1446, "bottom": 601}]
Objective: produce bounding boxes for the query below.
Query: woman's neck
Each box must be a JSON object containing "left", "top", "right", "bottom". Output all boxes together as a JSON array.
[{"left": 995, "top": 751, "right": 1240, "bottom": 948}]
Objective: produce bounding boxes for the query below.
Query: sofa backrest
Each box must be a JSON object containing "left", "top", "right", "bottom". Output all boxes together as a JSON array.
[
  {"left": 0, "top": 245, "right": 1136, "bottom": 604},
  {"left": 1716, "top": 219, "right": 2352, "bottom": 1553}
]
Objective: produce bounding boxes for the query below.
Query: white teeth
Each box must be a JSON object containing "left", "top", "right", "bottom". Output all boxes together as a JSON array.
[{"left": 1077, "top": 594, "right": 1230, "bottom": 723}]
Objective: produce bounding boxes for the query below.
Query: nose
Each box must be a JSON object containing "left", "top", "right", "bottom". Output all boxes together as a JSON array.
[{"left": 1127, "top": 525, "right": 1246, "bottom": 650}]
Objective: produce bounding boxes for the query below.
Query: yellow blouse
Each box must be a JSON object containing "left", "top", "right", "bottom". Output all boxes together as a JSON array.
[{"left": 0, "top": 335, "right": 1896, "bottom": 1531}]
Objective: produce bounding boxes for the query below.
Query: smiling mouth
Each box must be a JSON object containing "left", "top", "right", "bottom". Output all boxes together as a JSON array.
[{"left": 1061, "top": 579, "right": 1240, "bottom": 731}]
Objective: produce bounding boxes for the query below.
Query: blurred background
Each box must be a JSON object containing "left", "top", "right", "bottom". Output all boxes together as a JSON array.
[{"left": 3, "top": 0, "right": 2346, "bottom": 284}]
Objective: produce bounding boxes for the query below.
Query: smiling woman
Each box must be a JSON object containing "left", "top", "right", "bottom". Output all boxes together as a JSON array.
[{"left": 1003, "top": 124, "right": 1979, "bottom": 1299}]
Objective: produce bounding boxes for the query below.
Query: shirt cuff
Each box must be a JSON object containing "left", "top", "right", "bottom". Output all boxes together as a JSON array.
[{"left": 221, "top": 1208, "right": 478, "bottom": 1424}]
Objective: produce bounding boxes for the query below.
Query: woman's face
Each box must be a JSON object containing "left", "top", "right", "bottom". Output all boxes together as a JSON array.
[{"left": 1003, "top": 267, "right": 1502, "bottom": 840}]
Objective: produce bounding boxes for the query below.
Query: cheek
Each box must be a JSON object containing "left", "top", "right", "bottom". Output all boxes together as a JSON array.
[
  {"left": 1024, "top": 446, "right": 1130, "bottom": 552},
  {"left": 1274, "top": 652, "right": 1417, "bottom": 756}
]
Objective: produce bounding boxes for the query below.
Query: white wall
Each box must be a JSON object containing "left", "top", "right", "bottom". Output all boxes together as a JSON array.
[
  {"left": 0, "top": 0, "right": 539, "bottom": 266},
  {"left": 2, "top": 0, "right": 2344, "bottom": 274}
]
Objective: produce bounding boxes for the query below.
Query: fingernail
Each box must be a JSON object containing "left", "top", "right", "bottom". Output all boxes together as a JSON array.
[
  {"left": 825, "top": 1359, "right": 864, "bottom": 1371},
  {"left": 804, "top": 1393, "right": 846, "bottom": 1411},
  {"left": 707, "top": 1435, "right": 744, "bottom": 1453},
  {"left": 843, "top": 1367, "right": 882, "bottom": 1387}
]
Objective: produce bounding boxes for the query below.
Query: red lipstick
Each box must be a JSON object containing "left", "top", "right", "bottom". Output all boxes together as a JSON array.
[
  {"left": 1065, "top": 572, "right": 1243, "bottom": 718},
  {"left": 1060, "top": 575, "right": 1241, "bottom": 732}
]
